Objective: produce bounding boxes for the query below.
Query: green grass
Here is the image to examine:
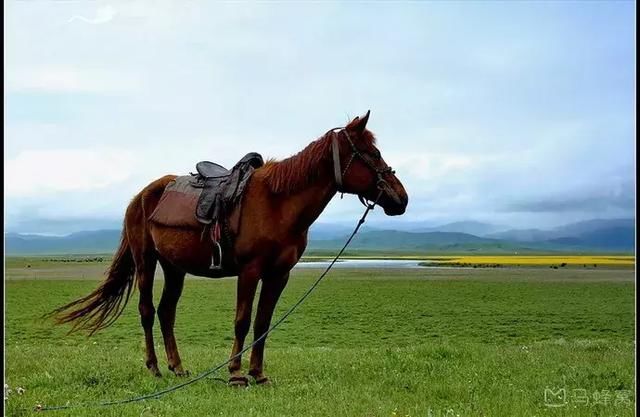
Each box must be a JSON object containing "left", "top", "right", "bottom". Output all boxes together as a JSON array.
[{"left": 4, "top": 267, "right": 636, "bottom": 417}]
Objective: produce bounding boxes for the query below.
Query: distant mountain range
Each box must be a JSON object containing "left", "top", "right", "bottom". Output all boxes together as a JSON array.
[
  {"left": 5, "top": 230, "right": 122, "bottom": 255},
  {"left": 411, "top": 221, "right": 509, "bottom": 236},
  {"left": 487, "top": 219, "right": 635, "bottom": 242},
  {"left": 308, "top": 220, "right": 508, "bottom": 239},
  {"left": 4, "top": 218, "right": 635, "bottom": 255}
]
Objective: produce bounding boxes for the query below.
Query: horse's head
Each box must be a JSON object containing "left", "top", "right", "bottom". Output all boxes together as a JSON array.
[{"left": 332, "top": 111, "right": 408, "bottom": 216}]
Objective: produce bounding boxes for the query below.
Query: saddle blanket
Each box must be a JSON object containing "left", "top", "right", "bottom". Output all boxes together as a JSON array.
[
  {"left": 149, "top": 153, "right": 262, "bottom": 232},
  {"left": 149, "top": 176, "right": 203, "bottom": 229}
]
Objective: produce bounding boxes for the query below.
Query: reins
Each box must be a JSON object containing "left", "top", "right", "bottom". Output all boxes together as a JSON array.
[{"left": 33, "top": 193, "right": 382, "bottom": 412}]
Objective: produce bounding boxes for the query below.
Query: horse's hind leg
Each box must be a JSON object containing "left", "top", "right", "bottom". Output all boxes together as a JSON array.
[
  {"left": 157, "top": 259, "right": 188, "bottom": 376},
  {"left": 136, "top": 253, "right": 160, "bottom": 377}
]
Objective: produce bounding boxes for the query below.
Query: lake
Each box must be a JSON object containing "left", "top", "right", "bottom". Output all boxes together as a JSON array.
[{"left": 295, "top": 259, "right": 424, "bottom": 269}]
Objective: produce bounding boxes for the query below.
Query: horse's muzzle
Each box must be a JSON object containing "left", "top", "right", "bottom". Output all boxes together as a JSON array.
[
  {"left": 383, "top": 202, "right": 407, "bottom": 216},
  {"left": 377, "top": 179, "right": 407, "bottom": 216}
]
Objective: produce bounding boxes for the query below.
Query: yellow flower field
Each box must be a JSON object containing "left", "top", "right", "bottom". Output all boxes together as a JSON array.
[{"left": 424, "top": 255, "right": 635, "bottom": 266}]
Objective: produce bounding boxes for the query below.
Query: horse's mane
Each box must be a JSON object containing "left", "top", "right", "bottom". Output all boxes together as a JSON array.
[
  {"left": 262, "top": 127, "right": 376, "bottom": 194},
  {"left": 261, "top": 131, "right": 334, "bottom": 194}
]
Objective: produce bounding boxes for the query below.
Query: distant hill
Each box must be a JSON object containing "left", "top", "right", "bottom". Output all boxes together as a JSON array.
[
  {"left": 311, "top": 230, "right": 492, "bottom": 250},
  {"left": 488, "top": 228, "right": 558, "bottom": 242},
  {"left": 5, "top": 230, "right": 121, "bottom": 255},
  {"left": 4, "top": 218, "right": 635, "bottom": 255},
  {"left": 488, "top": 218, "right": 635, "bottom": 249},
  {"left": 362, "top": 220, "right": 506, "bottom": 236},
  {"left": 418, "top": 221, "right": 508, "bottom": 236},
  {"left": 544, "top": 226, "right": 635, "bottom": 251},
  {"left": 310, "top": 218, "right": 635, "bottom": 253},
  {"left": 308, "top": 230, "right": 550, "bottom": 253},
  {"left": 553, "top": 218, "right": 635, "bottom": 236},
  {"left": 309, "top": 223, "right": 380, "bottom": 240}
]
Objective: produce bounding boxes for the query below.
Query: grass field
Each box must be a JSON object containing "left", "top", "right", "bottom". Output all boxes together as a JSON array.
[
  {"left": 4, "top": 261, "right": 636, "bottom": 417},
  {"left": 6, "top": 254, "right": 635, "bottom": 270}
]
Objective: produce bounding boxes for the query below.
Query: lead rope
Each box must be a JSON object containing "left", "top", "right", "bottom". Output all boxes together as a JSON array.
[{"left": 34, "top": 193, "right": 381, "bottom": 412}]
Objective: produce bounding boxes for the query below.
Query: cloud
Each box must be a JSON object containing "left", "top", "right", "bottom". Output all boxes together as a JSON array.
[
  {"left": 3, "top": 1, "right": 635, "bottom": 233},
  {"left": 387, "top": 150, "right": 502, "bottom": 182},
  {"left": 4, "top": 149, "right": 135, "bottom": 197},
  {"left": 505, "top": 187, "right": 635, "bottom": 214},
  {"left": 5, "top": 67, "right": 141, "bottom": 94},
  {"left": 67, "top": 5, "right": 118, "bottom": 25}
]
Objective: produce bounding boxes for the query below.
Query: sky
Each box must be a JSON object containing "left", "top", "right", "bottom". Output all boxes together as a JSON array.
[{"left": 4, "top": 1, "right": 636, "bottom": 234}]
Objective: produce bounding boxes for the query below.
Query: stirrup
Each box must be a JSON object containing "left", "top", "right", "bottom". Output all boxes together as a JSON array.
[{"left": 209, "top": 241, "right": 223, "bottom": 270}]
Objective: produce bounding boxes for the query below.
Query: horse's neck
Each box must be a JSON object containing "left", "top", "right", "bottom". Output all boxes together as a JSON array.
[{"left": 282, "top": 174, "right": 337, "bottom": 234}]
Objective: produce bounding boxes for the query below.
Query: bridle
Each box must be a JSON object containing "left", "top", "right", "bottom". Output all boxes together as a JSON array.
[{"left": 330, "top": 128, "right": 403, "bottom": 207}]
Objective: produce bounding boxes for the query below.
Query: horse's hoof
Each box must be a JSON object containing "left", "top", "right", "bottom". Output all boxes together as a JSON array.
[
  {"left": 147, "top": 366, "right": 162, "bottom": 378},
  {"left": 228, "top": 375, "right": 249, "bottom": 388},
  {"left": 254, "top": 376, "right": 271, "bottom": 386},
  {"left": 174, "top": 369, "right": 190, "bottom": 377},
  {"left": 169, "top": 365, "right": 190, "bottom": 377}
]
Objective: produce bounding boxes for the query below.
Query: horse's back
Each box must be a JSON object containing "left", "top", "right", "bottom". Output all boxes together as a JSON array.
[{"left": 138, "top": 174, "right": 240, "bottom": 277}]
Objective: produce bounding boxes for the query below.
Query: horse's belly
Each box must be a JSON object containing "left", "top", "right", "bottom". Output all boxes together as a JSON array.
[{"left": 149, "top": 225, "right": 239, "bottom": 278}]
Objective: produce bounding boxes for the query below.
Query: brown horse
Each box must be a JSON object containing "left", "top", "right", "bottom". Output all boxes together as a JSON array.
[{"left": 50, "top": 111, "right": 408, "bottom": 386}]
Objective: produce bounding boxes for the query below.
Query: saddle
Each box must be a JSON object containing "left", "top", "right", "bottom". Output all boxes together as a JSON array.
[
  {"left": 192, "top": 153, "right": 264, "bottom": 225},
  {"left": 195, "top": 161, "right": 230, "bottom": 178},
  {"left": 149, "top": 152, "right": 264, "bottom": 270}
]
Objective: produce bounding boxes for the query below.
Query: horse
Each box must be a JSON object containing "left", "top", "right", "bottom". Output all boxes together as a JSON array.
[{"left": 49, "top": 111, "right": 408, "bottom": 387}]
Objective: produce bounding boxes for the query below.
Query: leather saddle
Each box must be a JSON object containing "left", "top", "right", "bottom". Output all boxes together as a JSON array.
[
  {"left": 195, "top": 161, "right": 230, "bottom": 179},
  {"left": 191, "top": 152, "right": 264, "bottom": 269},
  {"left": 192, "top": 152, "right": 264, "bottom": 225}
]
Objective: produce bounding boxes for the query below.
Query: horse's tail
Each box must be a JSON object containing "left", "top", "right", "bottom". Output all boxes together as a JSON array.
[{"left": 47, "top": 228, "right": 136, "bottom": 335}]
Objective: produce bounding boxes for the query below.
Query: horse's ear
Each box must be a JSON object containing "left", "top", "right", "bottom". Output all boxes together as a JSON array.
[{"left": 347, "top": 110, "right": 371, "bottom": 134}]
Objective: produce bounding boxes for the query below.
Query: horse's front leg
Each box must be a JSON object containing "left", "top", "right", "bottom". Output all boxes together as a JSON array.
[
  {"left": 228, "top": 263, "right": 260, "bottom": 387},
  {"left": 249, "top": 271, "right": 290, "bottom": 385}
]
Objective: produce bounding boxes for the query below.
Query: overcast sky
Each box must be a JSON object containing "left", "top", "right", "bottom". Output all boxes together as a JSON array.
[{"left": 4, "top": 1, "right": 636, "bottom": 234}]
